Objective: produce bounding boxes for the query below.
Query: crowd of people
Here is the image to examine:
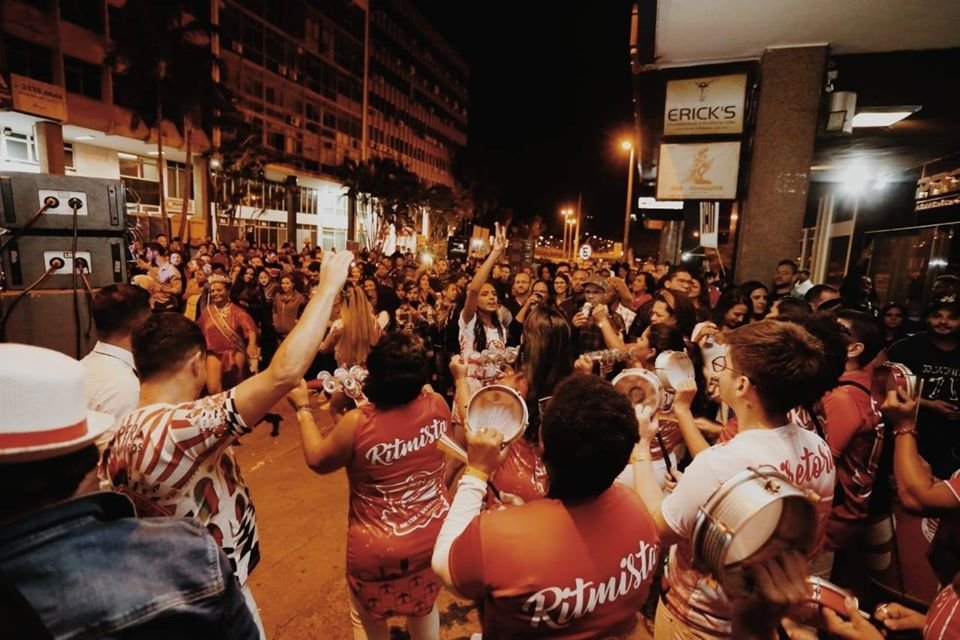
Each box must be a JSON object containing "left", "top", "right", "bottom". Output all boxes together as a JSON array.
[{"left": 1, "top": 223, "right": 959, "bottom": 640}]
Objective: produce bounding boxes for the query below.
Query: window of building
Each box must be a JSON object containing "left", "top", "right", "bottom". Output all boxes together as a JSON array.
[
  {"left": 59, "top": 0, "right": 103, "bottom": 32},
  {"left": 64, "top": 55, "right": 103, "bottom": 100},
  {"left": 64, "top": 143, "right": 75, "bottom": 170},
  {"left": 166, "top": 161, "right": 192, "bottom": 200},
  {"left": 4, "top": 36, "right": 54, "bottom": 83},
  {"left": 118, "top": 154, "right": 158, "bottom": 181},
  {"left": 1, "top": 130, "right": 38, "bottom": 165}
]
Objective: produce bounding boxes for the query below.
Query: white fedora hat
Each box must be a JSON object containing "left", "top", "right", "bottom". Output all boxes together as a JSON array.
[{"left": 0, "top": 344, "right": 114, "bottom": 463}]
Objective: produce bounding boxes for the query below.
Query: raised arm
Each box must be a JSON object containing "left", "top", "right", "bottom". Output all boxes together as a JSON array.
[
  {"left": 232, "top": 251, "right": 353, "bottom": 426},
  {"left": 884, "top": 389, "right": 960, "bottom": 512},
  {"left": 461, "top": 224, "right": 507, "bottom": 325}
]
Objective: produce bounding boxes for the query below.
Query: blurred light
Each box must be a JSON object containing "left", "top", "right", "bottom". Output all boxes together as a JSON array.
[
  {"left": 148, "top": 150, "right": 160, "bottom": 156},
  {"left": 874, "top": 174, "right": 890, "bottom": 190},
  {"left": 681, "top": 252, "right": 691, "bottom": 261},
  {"left": 209, "top": 155, "right": 222, "bottom": 170},
  {"left": 852, "top": 111, "right": 916, "bottom": 128},
  {"left": 620, "top": 140, "right": 633, "bottom": 151},
  {"left": 692, "top": 231, "right": 700, "bottom": 237},
  {"left": 74, "top": 135, "right": 95, "bottom": 141},
  {"left": 930, "top": 258, "right": 949, "bottom": 268},
  {"left": 117, "top": 152, "right": 137, "bottom": 160},
  {"left": 841, "top": 165, "right": 871, "bottom": 193},
  {"left": 421, "top": 252, "right": 433, "bottom": 265},
  {"left": 637, "top": 197, "right": 682, "bottom": 210}
]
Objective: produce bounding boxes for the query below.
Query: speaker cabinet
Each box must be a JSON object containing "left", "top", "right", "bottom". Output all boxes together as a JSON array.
[
  {"left": 0, "top": 172, "right": 125, "bottom": 233},
  {"left": 2, "top": 234, "right": 127, "bottom": 289},
  {"left": 0, "top": 289, "right": 99, "bottom": 358}
]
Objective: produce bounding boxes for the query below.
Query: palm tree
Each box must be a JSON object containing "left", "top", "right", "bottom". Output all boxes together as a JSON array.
[{"left": 107, "top": 0, "right": 233, "bottom": 241}]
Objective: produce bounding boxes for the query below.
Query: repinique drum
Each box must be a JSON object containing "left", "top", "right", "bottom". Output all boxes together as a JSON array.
[
  {"left": 692, "top": 466, "right": 819, "bottom": 597},
  {"left": 612, "top": 368, "right": 663, "bottom": 414},
  {"left": 465, "top": 384, "right": 529, "bottom": 445},
  {"left": 871, "top": 362, "right": 918, "bottom": 405},
  {"left": 655, "top": 350, "right": 695, "bottom": 392}
]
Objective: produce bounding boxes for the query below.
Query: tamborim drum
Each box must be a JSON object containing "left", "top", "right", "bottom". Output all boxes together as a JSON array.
[
  {"left": 871, "top": 361, "right": 918, "bottom": 405},
  {"left": 692, "top": 466, "right": 819, "bottom": 597},
  {"left": 611, "top": 368, "right": 663, "bottom": 414},
  {"left": 655, "top": 350, "right": 695, "bottom": 392},
  {"left": 465, "top": 384, "right": 529, "bottom": 445}
]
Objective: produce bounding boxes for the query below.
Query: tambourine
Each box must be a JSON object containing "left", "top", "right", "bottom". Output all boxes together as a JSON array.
[
  {"left": 692, "top": 466, "right": 819, "bottom": 597},
  {"left": 871, "top": 361, "right": 918, "bottom": 405},
  {"left": 612, "top": 368, "right": 663, "bottom": 414},
  {"left": 654, "top": 350, "right": 695, "bottom": 392},
  {"left": 465, "top": 384, "right": 529, "bottom": 445}
]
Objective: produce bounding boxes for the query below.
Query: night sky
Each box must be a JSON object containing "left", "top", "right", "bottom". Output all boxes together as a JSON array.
[{"left": 412, "top": 1, "right": 637, "bottom": 240}]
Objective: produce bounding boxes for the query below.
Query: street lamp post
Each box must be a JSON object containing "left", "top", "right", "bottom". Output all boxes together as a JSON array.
[
  {"left": 621, "top": 140, "right": 635, "bottom": 260},
  {"left": 560, "top": 207, "right": 573, "bottom": 259},
  {"left": 566, "top": 217, "right": 576, "bottom": 260}
]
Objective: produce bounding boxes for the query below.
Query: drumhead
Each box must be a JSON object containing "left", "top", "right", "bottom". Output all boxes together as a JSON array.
[
  {"left": 466, "top": 385, "right": 528, "bottom": 444},
  {"left": 725, "top": 500, "right": 782, "bottom": 564},
  {"left": 611, "top": 368, "right": 663, "bottom": 413},
  {"left": 655, "top": 351, "right": 695, "bottom": 391}
]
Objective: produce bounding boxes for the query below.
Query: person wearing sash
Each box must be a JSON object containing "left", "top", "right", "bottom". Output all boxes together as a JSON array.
[{"left": 199, "top": 274, "right": 260, "bottom": 394}]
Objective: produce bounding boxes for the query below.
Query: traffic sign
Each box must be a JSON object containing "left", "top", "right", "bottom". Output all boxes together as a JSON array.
[{"left": 579, "top": 244, "right": 593, "bottom": 260}]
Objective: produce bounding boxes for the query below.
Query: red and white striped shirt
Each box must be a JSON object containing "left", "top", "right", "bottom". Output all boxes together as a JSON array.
[{"left": 100, "top": 390, "right": 260, "bottom": 585}]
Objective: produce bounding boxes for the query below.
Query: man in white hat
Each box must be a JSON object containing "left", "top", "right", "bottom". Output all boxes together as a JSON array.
[
  {"left": 99, "top": 249, "right": 353, "bottom": 636},
  {"left": 0, "top": 344, "right": 258, "bottom": 638}
]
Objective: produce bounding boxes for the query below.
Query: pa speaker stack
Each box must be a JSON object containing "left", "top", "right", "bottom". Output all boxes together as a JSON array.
[{"left": 0, "top": 172, "right": 128, "bottom": 356}]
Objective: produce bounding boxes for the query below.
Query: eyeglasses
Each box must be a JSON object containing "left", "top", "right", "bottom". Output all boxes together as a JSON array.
[{"left": 711, "top": 355, "right": 749, "bottom": 380}]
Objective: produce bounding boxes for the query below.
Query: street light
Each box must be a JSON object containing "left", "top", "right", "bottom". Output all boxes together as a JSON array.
[
  {"left": 566, "top": 217, "right": 576, "bottom": 260},
  {"left": 621, "top": 140, "right": 636, "bottom": 259},
  {"left": 560, "top": 207, "right": 573, "bottom": 258}
]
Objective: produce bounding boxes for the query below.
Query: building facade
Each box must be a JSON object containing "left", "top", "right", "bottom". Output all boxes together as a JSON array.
[{"left": 0, "top": 0, "right": 467, "bottom": 249}]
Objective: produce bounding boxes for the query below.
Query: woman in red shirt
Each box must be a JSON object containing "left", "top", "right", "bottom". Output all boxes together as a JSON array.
[{"left": 288, "top": 332, "right": 451, "bottom": 639}]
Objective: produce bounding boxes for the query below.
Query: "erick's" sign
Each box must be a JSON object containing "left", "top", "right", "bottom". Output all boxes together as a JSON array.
[{"left": 664, "top": 74, "right": 746, "bottom": 136}]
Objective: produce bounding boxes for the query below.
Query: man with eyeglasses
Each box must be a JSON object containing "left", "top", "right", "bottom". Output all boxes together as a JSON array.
[{"left": 631, "top": 320, "right": 837, "bottom": 638}]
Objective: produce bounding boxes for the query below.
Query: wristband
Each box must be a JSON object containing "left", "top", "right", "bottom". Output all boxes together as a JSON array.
[
  {"left": 294, "top": 404, "right": 312, "bottom": 415},
  {"left": 893, "top": 425, "right": 918, "bottom": 437},
  {"left": 463, "top": 466, "right": 489, "bottom": 483}
]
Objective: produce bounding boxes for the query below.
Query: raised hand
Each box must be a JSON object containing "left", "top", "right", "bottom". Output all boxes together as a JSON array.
[
  {"left": 636, "top": 405, "right": 657, "bottom": 444},
  {"left": 673, "top": 377, "right": 698, "bottom": 413},
  {"left": 317, "top": 250, "right": 354, "bottom": 294},
  {"left": 491, "top": 222, "right": 508, "bottom": 254},
  {"left": 465, "top": 427, "right": 508, "bottom": 476},
  {"left": 286, "top": 379, "right": 310, "bottom": 410},
  {"left": 880, "top": 387, "right": 918, "bottom": 427}
]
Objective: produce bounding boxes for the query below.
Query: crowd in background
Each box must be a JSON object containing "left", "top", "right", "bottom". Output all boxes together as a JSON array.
[{"left": 2, "top": 225, "right": 959, "bottom": 640}]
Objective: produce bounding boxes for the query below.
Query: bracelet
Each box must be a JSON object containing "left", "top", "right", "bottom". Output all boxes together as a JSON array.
[
  {"left": 294, "top": 404, "right": 312, "bottom": 415},
  {"left": 631, "top": 454, "right": 653, "bottom": 463},
  {"left": 893, "top": 425, "right": 918, "bottom": 437},
  {"left": 463, "top": 466, "right": 489, "bottom": 483}
]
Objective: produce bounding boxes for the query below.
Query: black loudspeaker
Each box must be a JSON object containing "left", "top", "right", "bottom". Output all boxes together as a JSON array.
[
  {"left": 2, "top": 234, "right": 127, "bottom": 289},
  {"left": 0, "top": 172, "right": 125, "bottom": 233},
  {"left": 0, "top": 289, "right": 98, "bottom": 357}
]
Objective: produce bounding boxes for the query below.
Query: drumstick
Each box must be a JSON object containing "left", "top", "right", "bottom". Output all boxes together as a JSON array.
[
  {"left": 437, "top": 433, "right": 468, "bottom": 463},
  {"left": 655, "top": 430, "right": 676, "bottom": 480}
]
